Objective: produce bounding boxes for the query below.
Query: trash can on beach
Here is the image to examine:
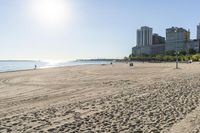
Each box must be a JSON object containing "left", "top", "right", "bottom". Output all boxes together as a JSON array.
[{"left": 129, "top": 63, "right": 133, "bottom": 66}]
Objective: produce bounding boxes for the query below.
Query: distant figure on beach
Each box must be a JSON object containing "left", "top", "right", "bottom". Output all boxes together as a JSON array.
[
  {"left": 34, "top": 65, "right": 37, "bottom": 70},
  {"left": 110, "top": 62, "right": 113, "bottom": 65}
]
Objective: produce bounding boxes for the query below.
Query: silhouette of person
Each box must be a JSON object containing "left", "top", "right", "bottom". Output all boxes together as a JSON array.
[{"left": 34, "top": 65, "right": 37, "bottom": 70}]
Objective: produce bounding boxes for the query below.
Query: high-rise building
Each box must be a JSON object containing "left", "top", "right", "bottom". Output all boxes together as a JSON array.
[
  {"left": 136, "top": 29, "right": 142, "bottom": 46},
  {"left": 136, "top": 26, "right": 153, "bottom": 46},
  {"left": 197, "top": 24, "right": 200, "bottom": 39},
  {"left": 166, "top": 27, "right": 190, "bottom": 43},
  {"left": 152, "top": 34, "right": 165, "bottom": 45}
]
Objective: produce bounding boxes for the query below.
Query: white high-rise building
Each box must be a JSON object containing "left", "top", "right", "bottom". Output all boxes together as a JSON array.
[
  {"left": 136, "top": 26, "right": 153, "bottom": 46},
  {"left": 136, "top": 29, "right": 142, "bottom": 46},
  {"left": 197, "top": 24, "right": 200, "bottom": 39}
]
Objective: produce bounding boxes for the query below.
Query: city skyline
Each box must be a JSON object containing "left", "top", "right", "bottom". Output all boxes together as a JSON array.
[
  {"left": 132, "top": 25, "right": 200, "bottom": 56},
  {"left": 136, "top": 24, "right": 200, "bottom": 45},
  {"left": 0, "top": 0, "right": 200, "bottom": 60}
]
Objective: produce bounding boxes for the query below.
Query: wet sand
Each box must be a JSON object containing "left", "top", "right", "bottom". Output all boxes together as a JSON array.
[{"left": 1, "top": 62, "right": 200, "bottom": 133}]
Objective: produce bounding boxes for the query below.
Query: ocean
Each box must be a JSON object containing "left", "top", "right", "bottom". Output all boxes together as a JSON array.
[{"left": 0, "top": 60, "right": 110, "bottom": 72}]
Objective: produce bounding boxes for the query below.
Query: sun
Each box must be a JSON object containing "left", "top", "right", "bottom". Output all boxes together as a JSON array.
[{"left": 29, "top": 0, "right": 71, "bottom": 28}]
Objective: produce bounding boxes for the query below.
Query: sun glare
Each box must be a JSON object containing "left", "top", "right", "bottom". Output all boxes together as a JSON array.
[
  {"left": 45, "top": 60, "right": 65, "bottom": 65},
  {"left": 29, "top": 0, "right": 71, "bottom": 29}
]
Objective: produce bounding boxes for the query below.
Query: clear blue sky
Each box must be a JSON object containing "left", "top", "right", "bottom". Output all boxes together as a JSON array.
[{"left": 0, "top": 0, "right": 200, "bottom": 60}]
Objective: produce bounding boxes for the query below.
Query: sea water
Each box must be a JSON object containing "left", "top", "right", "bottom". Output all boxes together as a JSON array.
[{"left": 0, "top": 60, "right": 110, "bottom": 72}]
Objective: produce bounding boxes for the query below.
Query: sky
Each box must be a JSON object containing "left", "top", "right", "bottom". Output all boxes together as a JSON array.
[{"left": 0, "top": 0, "right": 200, "bottom": 60}]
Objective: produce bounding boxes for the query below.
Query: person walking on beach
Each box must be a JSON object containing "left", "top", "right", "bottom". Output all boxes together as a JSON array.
[{"left": 34, "top": 65, "right": 37, "bottom": 70}]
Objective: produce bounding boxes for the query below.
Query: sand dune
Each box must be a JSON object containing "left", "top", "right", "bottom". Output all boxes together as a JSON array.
[{"left": 1, "top": 63, "right": 200, "bottom": 132}]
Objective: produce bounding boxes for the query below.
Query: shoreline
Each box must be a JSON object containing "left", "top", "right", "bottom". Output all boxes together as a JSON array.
[
  {"left": 0, "top": 60, "right": 195, "bottom": 74},
  {"left": 0, "top": 62, "right": 111, "bottom": 74}
]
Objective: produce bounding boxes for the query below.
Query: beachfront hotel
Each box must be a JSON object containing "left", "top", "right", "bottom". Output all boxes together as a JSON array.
[{"left": 132, "top": 24, "right": 200, "bottom": 56}]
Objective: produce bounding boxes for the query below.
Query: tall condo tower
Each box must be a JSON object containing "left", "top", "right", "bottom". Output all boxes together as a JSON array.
[
  {"left": 197, "top": 24, "right": 200, "bottom": 39},
  {"left": 136, "top": 26, "right": 153, "bottom": 46}
]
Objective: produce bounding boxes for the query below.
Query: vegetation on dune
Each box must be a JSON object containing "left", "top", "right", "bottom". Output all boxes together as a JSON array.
[{"left": 129, "top": 48, "right": 200, "bottom": 62}]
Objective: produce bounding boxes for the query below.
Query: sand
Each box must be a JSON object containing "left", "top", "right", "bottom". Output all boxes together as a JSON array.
[{"left": 1, "top": 62, "right": 200, "bottom": 132}]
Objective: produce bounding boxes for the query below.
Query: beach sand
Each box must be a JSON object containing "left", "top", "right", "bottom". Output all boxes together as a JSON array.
[{"left": 1, "top": 62, "right": 200, "bottom": 132}]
